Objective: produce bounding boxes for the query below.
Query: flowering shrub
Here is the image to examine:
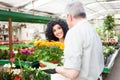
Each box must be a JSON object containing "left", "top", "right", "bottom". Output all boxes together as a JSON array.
[
  {"left": 1, "top": 63, "right": 50, "bottom": 80},
  {"left": 21, "top": 67, "right": 50, "bottom": 80},
  {"left": 0, "top": 40, "right": 64, "bottom": 63},
  {"left": 0, "top": 42, "right": 34, "bottom": 60},
  {"left": 15, "top": 48, "right": 34, "bottom": 61}
]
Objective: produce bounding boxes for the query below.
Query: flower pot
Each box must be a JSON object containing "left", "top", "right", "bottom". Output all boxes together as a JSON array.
[{"left": 48, "top": 60, "right": 60, "bottom": 64}]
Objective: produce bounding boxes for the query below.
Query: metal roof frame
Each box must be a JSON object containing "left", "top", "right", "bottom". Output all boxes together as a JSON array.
[{"left": 0, "top": 9, "right": 55, "bottom": 24}]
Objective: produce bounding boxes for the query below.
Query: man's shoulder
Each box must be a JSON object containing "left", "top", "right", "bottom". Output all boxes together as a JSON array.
[{"left": 67, "top": 26, "right": 80, "bottom": 35}]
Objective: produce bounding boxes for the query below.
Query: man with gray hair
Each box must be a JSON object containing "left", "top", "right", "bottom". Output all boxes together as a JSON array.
[{"left": 52, "top": 1, "right": 104, "bottom": 80}]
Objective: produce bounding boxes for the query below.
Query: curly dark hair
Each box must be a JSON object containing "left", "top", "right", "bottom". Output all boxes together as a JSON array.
[{"left": 45, "top": 19, "right": 69, "bottom": 41}]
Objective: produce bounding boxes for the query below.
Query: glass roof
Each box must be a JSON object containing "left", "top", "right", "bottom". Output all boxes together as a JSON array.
[{"left": 0, "top": 0, "right": 120, "bottom": 20}]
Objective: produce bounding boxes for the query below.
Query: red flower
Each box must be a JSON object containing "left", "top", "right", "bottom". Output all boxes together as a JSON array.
[
  {"left": 10, "top": 58, "right": 15, "bottom": 63},
  {"left": 29, "top": 74, "right": 33, "bottom": 78},
  {"left": 19, "top": 72, "right": 22, "bottom": 77},
  {"left": 14, "top": 75, "right": 23, "bottom": 80}
]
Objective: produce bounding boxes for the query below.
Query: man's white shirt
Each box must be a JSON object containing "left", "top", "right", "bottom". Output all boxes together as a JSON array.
[{"left": 52, "top": 19, "right": 104, "bottom": 80}]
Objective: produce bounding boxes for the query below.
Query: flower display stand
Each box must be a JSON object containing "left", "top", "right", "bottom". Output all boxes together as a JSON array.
[
  {"left": 103, "top": 48, "right": 119, "bottom": 73},
  {"left": 102, "top": 48, "right": 119, "bottom": 80}
]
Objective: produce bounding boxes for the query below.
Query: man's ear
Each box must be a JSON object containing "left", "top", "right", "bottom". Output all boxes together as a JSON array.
[{"left": 67, "top": 14, "right": 72, "bottom": 22}]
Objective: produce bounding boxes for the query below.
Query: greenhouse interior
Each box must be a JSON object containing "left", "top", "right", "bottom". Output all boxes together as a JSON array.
[{"left": 0, "top": 0, "right": 120, "bottom": 80}]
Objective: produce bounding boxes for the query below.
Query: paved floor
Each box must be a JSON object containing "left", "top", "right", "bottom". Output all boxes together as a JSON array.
[{"left": 105, "top": 51, "right": 120, "bottom": 80}]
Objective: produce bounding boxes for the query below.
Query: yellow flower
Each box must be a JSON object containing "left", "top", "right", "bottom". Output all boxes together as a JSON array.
[
  {"left": 34, "top": 41, "right": 39, "bottom": 46},
  {"left": 39, "top": 41, "right": 46, "bottom": 46},
  {"left": 59, "top": 43, "right": 64, "bottom": 50},
  {"left": 34, "top": 40, "right": 64, "bottom": 49}
]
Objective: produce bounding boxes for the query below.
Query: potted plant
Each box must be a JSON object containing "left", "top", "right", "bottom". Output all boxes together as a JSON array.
[
  {"left": 103, "top": 15, "right": 115, "bottom": 41},
  {"left": 34, "top": 40, "right": 64, "bottom": 64}
]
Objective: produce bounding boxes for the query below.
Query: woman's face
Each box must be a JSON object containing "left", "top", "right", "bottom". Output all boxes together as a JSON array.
[{"left": 53, "top": 24, "right": 64, "bottom": 39}]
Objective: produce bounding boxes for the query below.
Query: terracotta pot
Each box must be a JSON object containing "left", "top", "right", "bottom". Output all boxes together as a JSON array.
[
  {"left": 39, "top": 61, "right": 46, "bottom": 68},
  {"left": 48, "top": 60, "right": 60, "bottom": 64}
]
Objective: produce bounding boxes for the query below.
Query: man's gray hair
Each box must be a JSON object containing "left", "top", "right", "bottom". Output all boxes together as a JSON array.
[{"left": 66, "top": 1, "right": 86, "bottom": 18}]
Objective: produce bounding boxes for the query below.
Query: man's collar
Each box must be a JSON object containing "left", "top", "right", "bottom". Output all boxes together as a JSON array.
[{"left": 76, "top": 19, "right": 87, "bottom": 26}]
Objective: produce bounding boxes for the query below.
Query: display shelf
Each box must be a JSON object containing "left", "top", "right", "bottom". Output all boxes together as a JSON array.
[
  {"left": 0, "top": 60, "right": 31, "bottom": 67},
  {"left": 103, "top": 48, "right": 119, "bottom": 73}
]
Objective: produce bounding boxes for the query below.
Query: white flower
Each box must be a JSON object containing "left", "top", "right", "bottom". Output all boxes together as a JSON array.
[
  {"left": 14, "top": 51, "right": 18, "bottom": 54},
  {"left": 12, "top": 69, "right": 21, "bottom": 75},
  {"left": 3, "top": 63, "right": 11, "bottom": 68},
  {"left": 3, "top": 63, "right": 16, "bottom": 68},
  {"left": 11, "top": 63, "right": 16, "bottom": 68}
]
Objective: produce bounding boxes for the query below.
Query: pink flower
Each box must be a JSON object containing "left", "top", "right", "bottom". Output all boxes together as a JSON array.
[{"left": 10, "top": 58, "right": 15, "bottom": 63}]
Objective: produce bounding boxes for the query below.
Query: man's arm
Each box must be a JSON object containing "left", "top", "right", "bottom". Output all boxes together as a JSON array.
[{"left": 55, "top": 66, "right": 79, "bottom": 80}]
